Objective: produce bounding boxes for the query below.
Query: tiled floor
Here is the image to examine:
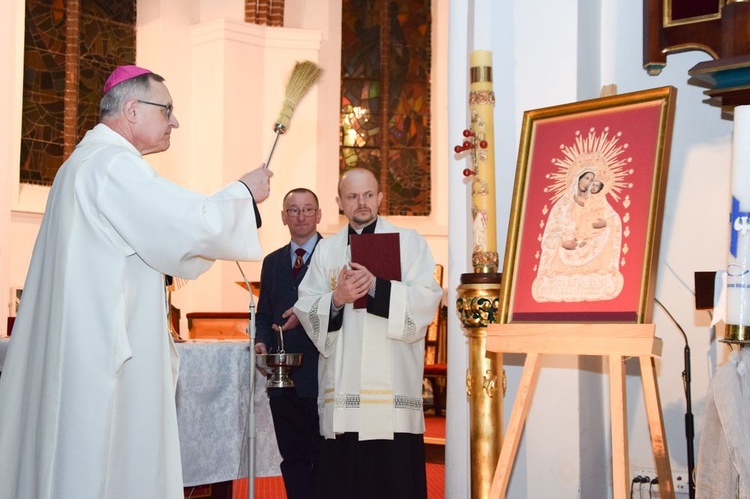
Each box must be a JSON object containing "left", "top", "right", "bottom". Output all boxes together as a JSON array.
[{"left": 424, "top": 411, "right": 446, "bottom": 440}]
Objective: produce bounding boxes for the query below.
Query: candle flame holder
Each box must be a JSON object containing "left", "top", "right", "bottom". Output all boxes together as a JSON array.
[{"left": 454, "top": 128, "right": 489, "bottom": 177}]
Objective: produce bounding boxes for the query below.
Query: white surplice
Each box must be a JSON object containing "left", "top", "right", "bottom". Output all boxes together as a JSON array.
[
  {"left": 293, "top": 217, "right": 442, "bottom": 441},
  {"left": 0, "top": 124, "right": 262, "bottom": 499},
  {"left": 696, "top": 347, "right": 750, "bottom": 498}
]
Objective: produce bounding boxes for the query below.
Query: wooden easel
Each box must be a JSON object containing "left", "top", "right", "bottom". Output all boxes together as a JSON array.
[{"left": 485, "top": 323, "right": 675, "bottom": 499}]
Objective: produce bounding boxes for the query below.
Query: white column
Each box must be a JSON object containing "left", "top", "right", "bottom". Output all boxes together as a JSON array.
[
  {"left": 446, "top": 1, "right": 472, "bottom": 497},
  {"left": 187, "top": 20, "right": 322, "bottom": 317},
  {"left": 0, "top": 0, "right": 26, "bottom": 336}
]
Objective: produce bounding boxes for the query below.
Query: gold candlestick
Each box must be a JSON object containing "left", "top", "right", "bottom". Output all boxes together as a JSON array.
[
  {"left": 454, "top": 50, "right": 504, "bottom": 498},
  {"left": 457, "top": 276, "right": 503, "bottom": 499}
]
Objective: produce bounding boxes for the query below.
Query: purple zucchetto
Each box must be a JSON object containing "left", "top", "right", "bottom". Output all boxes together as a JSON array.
[{"left": 102, "top": 65, "right": 152, "bottom": 95}]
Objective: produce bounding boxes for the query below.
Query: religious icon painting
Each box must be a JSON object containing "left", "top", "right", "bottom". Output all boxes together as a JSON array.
[{"left": 498, "top": 86, "right": 677, "bottom": 323}]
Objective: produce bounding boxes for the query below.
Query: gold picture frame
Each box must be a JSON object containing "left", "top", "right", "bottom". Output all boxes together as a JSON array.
[{"left": 498, "top": 86, "right": 677, "bottom": 324}]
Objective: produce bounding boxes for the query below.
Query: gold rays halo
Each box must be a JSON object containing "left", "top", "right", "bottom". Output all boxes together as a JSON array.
[{"left": 543, "top": 126, "right": 632, "bottom": 204}]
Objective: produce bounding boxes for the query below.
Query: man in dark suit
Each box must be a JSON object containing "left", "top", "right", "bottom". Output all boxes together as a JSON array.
[{"left": 255, "top": 188, "right": 322, "bottom": 499}]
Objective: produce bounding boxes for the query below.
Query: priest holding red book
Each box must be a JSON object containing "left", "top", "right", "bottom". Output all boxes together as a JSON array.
[{"left": 294, "top": 167, "right": 442, "bottom": 499}]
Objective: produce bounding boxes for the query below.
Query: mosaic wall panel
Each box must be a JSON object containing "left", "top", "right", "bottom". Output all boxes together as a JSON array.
[
  {"left": 340, "top": 0, "right": 431, "bottom": 216},
  {"left": 21, "top": 0, "right": 136, "bottom": 186}
]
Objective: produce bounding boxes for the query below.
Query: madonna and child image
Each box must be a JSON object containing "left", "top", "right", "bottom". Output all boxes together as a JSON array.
[{"left": 532, "top": 127, "right": 634, "bottom": 303}]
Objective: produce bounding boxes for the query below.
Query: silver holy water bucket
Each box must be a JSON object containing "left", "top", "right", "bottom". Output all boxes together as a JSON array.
[
  {"left": 255, "top": 325, "right": 302, "bottom": 388},
  {"left": 256, "top": 352, "right": 303, "bottom": 388}
]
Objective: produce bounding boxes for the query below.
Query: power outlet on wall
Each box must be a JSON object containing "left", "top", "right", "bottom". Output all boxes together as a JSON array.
[{"left": 632, "top": 467, "right": 690, "bottom": 496}]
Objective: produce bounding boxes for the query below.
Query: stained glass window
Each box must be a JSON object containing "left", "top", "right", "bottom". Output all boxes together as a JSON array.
[
  {"left": 21, "top": 0, "right": 136, "bottom": 186},
  {"left": 340, "top": 0, "right": 432, "bottom": 216}
]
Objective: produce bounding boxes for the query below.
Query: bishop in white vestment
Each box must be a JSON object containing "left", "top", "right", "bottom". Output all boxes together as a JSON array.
[{"left": 0, "top": 66, "right": 271, "bottom": 499}]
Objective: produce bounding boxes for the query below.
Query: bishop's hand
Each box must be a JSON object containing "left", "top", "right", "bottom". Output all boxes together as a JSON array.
[{"left": 239, "top": 165, "right": 273, "bottom": 202}]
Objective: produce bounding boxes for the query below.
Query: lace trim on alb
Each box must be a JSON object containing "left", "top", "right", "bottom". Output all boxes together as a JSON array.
[{"left": 325, "top": 393, "right": 422, "bottom": 412}]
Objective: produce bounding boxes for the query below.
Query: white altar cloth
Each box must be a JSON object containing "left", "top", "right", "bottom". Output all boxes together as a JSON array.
[
  {"left": 175, "top": 339, "right": 281, "bottom": 485},
  {"left": 0, "top": 337, "right": 282, "bottom": 486}
]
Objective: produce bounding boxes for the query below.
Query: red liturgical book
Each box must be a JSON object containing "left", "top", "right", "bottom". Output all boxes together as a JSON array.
[{"left": 350, "top": 232, "right": 401, "bottom": 308}]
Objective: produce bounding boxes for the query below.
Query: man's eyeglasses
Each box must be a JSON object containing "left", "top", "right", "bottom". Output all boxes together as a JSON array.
[
  {"left": 285, "top": 207, "right": 318, "bottom": 217},
  {"left": 137, "top": 100, "right": 173, "bottom": 119}
]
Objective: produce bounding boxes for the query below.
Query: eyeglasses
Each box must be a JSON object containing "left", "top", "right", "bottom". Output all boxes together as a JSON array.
[
  {"left": 137, "top": 100, "right": 173, "bottom": 119},
  {"left": 285, "top": 207, "right": 318, "bottom": 217}
]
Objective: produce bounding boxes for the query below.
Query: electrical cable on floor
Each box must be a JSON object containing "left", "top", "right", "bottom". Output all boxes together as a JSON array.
[{"left": 654, "top": 297, "right": 696, "bottom": 499}]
